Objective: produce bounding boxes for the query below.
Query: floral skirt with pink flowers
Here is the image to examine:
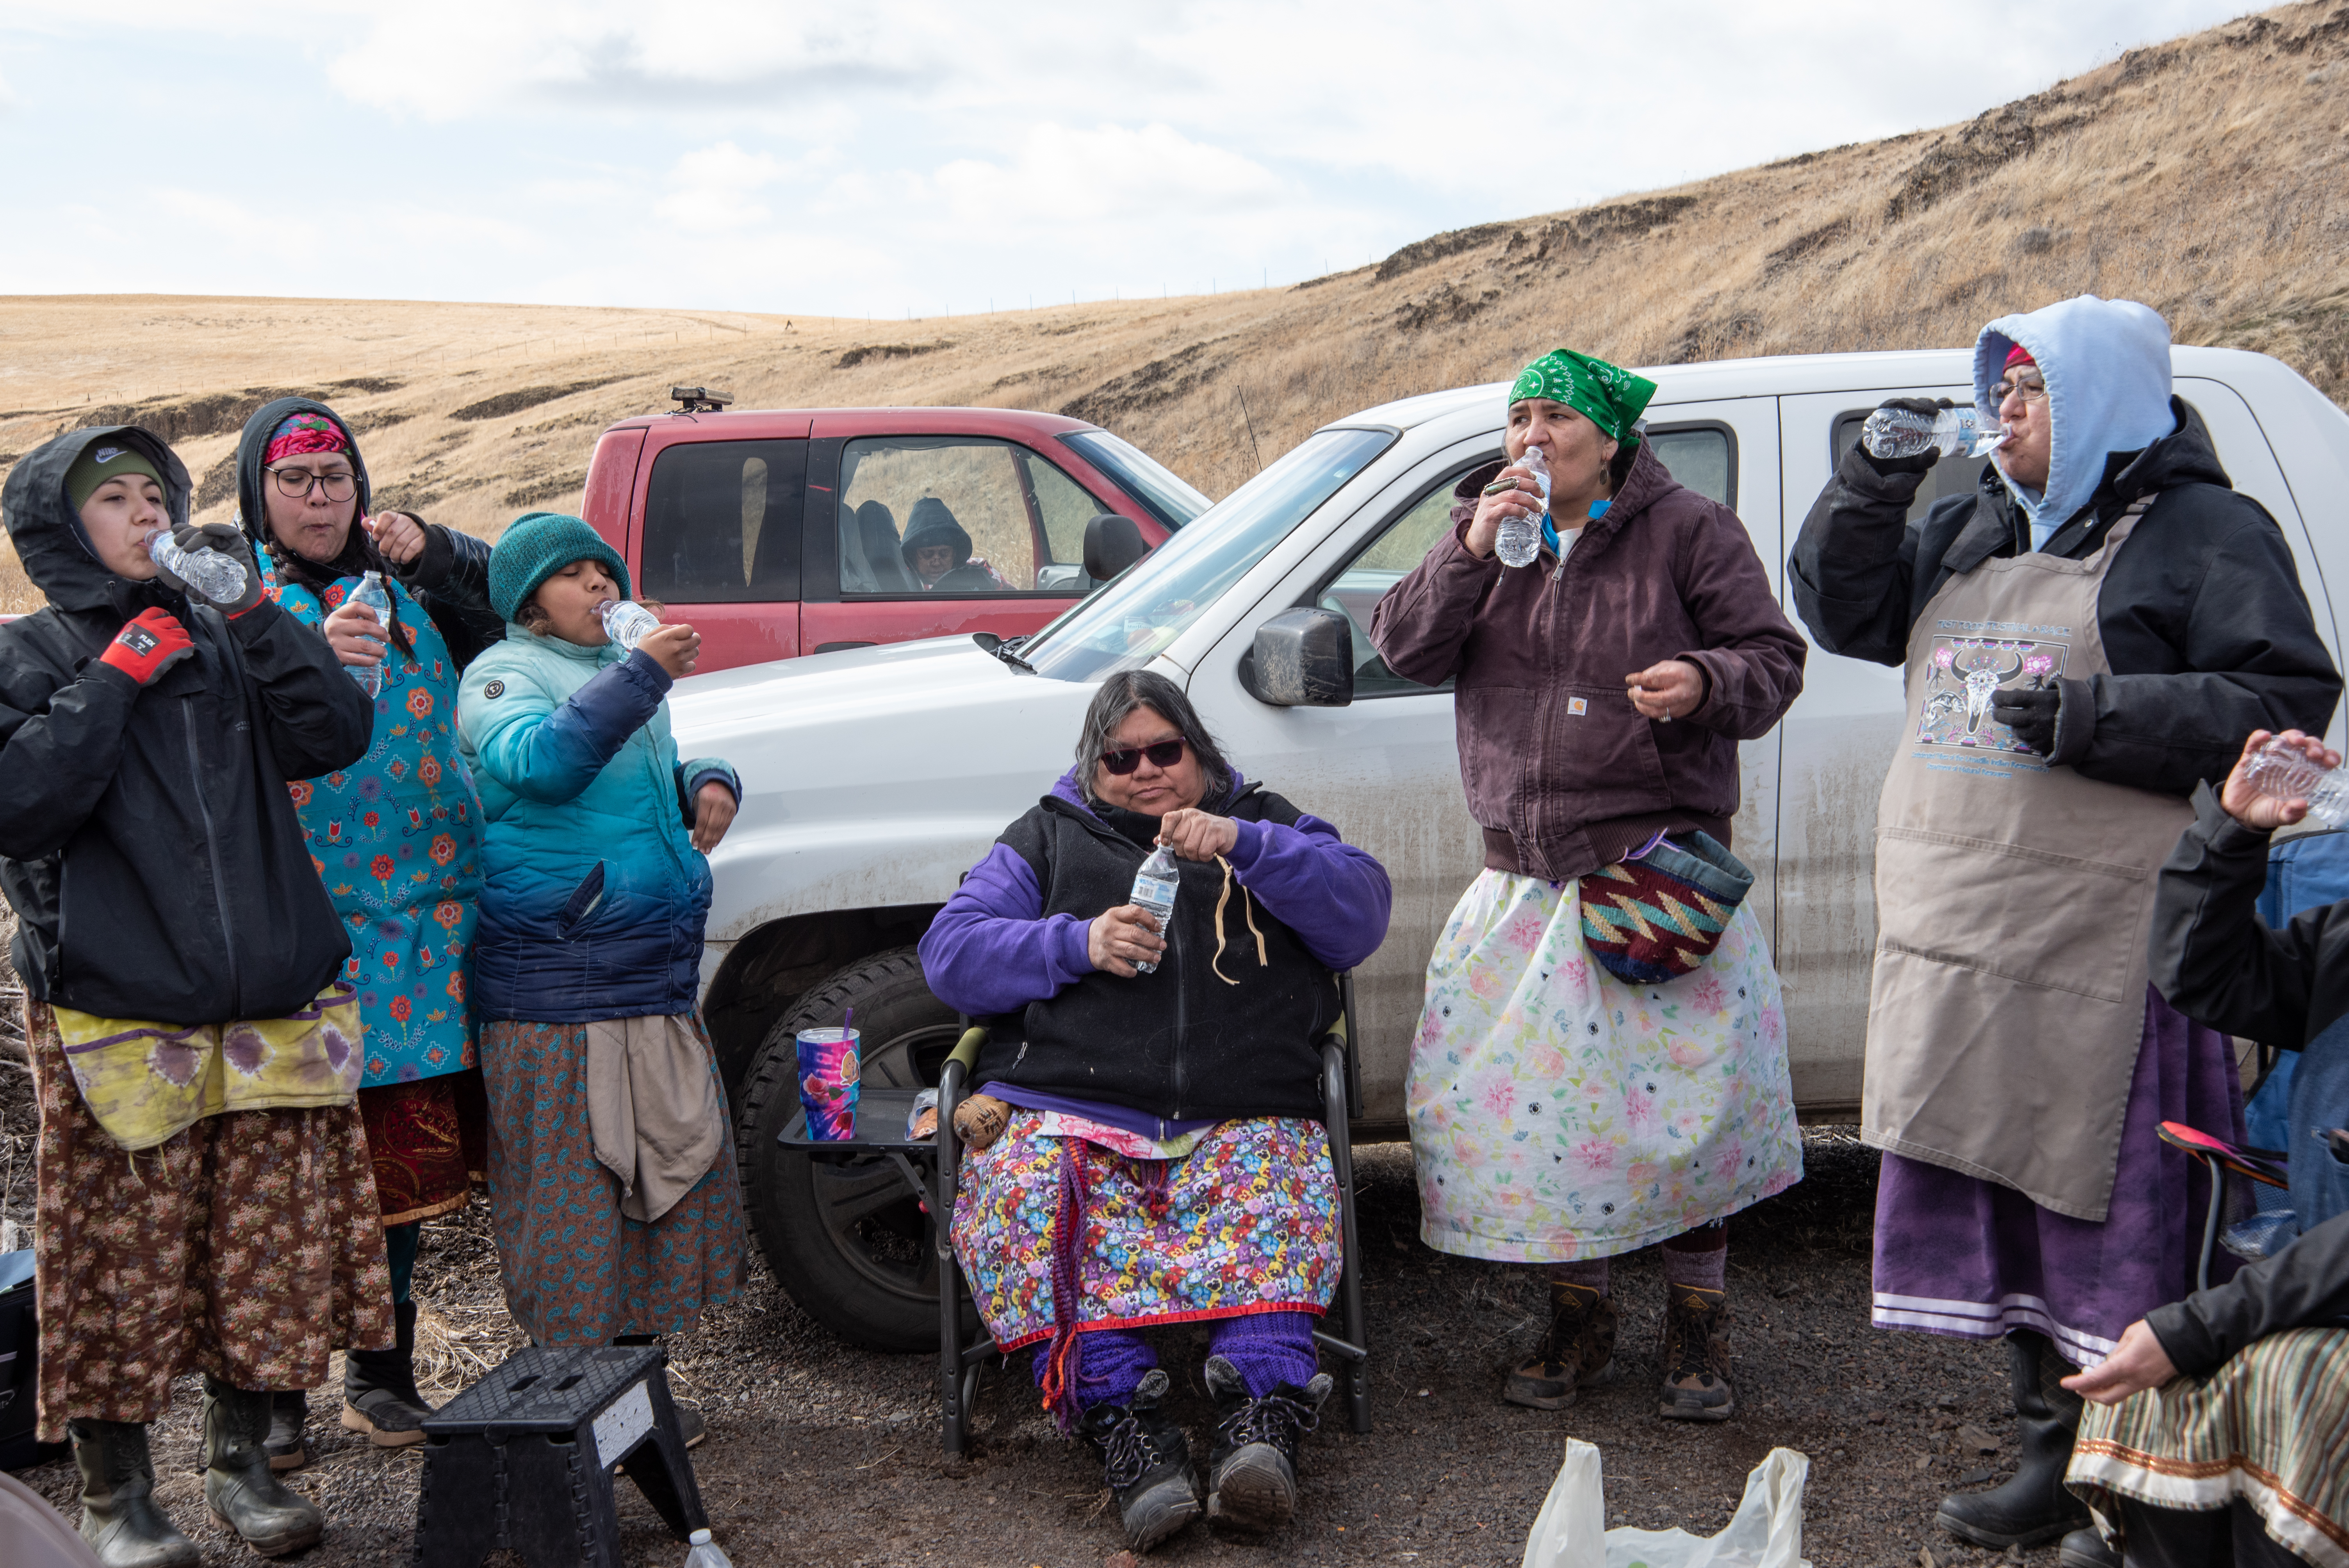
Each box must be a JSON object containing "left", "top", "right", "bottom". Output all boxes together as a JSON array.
[{"left": 1405, "top": 869, "right": 1802, "bottom": 1263}]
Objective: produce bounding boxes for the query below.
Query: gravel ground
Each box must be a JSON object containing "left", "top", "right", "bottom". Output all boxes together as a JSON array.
[{"left": 0, "top": 1110, "right": 2073, "bottom": 1568}]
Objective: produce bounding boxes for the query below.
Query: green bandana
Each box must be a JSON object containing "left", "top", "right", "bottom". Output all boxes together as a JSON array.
[{"left": 1507, "top": 349, "right": 1657, "bottom": 447}]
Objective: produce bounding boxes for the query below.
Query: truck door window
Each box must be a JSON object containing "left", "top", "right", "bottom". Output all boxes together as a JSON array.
[
  {"left": 838, "top": 437, "right": 1107, "bottom": 597},
  {"left": 1317, "top": 461, "right": 1490, "bottom": 699},
  {"left": 639, "top": 438, "right": 806, "bottom": 603},
  {"left": 1830, "top": 410, "right": 1989, "bottom": 524},
  {"left": 1643, "top": 424, "right": 1736, "bottom": 508}
]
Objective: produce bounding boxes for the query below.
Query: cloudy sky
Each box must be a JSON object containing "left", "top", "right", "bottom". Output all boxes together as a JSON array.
[{"left": 0, "top": 1, "right": 2252, "bottom": 319}]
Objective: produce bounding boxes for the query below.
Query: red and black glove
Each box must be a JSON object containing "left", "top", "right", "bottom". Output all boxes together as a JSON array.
[{"left": 98, "top": 607, "right": 196, "bottom": 686}]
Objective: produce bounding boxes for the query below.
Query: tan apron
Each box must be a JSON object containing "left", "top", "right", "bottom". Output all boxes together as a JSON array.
[{"left": 1860, "top": 502, "right": 2188, "bottom": 1222}]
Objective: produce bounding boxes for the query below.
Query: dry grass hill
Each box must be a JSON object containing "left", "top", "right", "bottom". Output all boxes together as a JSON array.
[{"left": 2, "top": 0, "right": 2345, "bottom": 615}]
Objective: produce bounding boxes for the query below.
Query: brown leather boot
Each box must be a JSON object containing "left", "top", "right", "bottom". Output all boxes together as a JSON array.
[
  {"left": 1658, "top": 1284, "right": 1735, "bottom": 1421},
  {"left": 1504, "top": 1281, "right": 1619, "bottom": 1410}
]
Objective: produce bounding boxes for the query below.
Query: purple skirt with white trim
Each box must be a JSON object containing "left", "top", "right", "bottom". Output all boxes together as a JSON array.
[{"left": 1870, "top": 984, "right": 2244, "bottom": 1367}]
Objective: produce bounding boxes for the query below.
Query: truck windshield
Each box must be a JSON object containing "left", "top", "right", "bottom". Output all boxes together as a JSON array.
[
  {"left": 1021, "top": 426, "right": 1394, "bottom": 683},
  {"left": 1059, "top": 429, "right": 1213, "bottom": 530}
]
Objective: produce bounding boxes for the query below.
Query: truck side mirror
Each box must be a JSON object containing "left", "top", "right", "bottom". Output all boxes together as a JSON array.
[
  {"left": 1082, "top": 513, "right": 1149, "bottom": 583},
  {"left": 1242, "top": 608, "right": 1355, "bottom": 707}
]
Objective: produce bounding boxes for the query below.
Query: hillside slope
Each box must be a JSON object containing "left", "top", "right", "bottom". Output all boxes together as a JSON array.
[{"left": 2, "top": 0, "right": 2344, "bottom": 612}]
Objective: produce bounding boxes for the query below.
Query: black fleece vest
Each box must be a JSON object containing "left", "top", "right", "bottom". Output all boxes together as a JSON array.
[{"left": 973, "top": 785, "right": 1340, "bottom": 1121}]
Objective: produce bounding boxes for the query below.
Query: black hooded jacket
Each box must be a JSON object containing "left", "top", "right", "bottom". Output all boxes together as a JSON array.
[
  {"left": 1789, "top": 399, "right": 2340, "bottom": 795},
  {"left": 235, "top": 396, "right": 504, "bottom": 669},
  {"left": 0, "top": 426, "right": 370, "bottom": 1024}
]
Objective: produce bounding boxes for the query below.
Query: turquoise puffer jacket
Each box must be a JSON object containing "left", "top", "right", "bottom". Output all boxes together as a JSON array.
[{"left": 456, "top": 625, "right": 737, "bottom": 1022}]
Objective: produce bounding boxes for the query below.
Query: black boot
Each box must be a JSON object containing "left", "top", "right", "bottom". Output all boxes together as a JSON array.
[
  {"left": 1937, "top": 1331, "right": 2092, "bottom": 1549},
  {"left": 342, "top": 1298, "right": 433, "bottom": 1447},
  {"left": 2059, "top": 1526, "right": 2123, "bottom": 1567},
  {"left": 68, "top": 1419, "right": 199, "bottom": 1568},
  {"left": 202, "top": 1376, "right": 326, "bottom": 1557},
  {"left": 1076, "top": 1369, "right": 1200, "bottom": 1552},
  {"left": 1202, "top": 1354, "right": 1331, "bottom": 1532},
  {"left": 265, "top": 1392, "right": 307, "bottom": 1471}
]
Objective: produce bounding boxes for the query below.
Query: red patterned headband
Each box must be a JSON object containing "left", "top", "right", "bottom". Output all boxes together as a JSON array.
[{"left": 264, "top": 412, "right": 349, "bottom": 466}]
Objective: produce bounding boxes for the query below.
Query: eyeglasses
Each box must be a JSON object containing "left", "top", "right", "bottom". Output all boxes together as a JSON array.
[
  {"left": 1989, "top": 372, "right": 2048, "bottom": 405},
  {"left": 265, "top": 466, "right": 357, "bottom": 500},
  {"left": 1101, "top": 738, "right": 1187, "bottom": 775}
]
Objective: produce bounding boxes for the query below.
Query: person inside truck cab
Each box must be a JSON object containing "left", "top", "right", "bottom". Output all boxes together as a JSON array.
[
  {"left": 917, "top": 670, "right": 1391, "bottom": 1551},
  {"left": 899, "top": 496, "right": 1010, "bottom": 592},
  {"left": 1789, "top": 294, "right": 2341, "bottom": 1562}
]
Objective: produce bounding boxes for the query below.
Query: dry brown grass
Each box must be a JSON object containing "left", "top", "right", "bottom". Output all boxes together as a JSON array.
[{"left": 1, "top": 0, "right": 2344, "bottom": 608}]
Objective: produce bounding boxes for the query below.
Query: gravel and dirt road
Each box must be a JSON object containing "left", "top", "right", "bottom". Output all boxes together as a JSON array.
[{"left": 3, "top": 1115, "right": 2062, "bottom": 1567}]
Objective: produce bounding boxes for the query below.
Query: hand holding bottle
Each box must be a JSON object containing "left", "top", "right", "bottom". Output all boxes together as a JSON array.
[
  {"left": 1465, "top": 454, "right": 1549, "bottom": 562},
  {"left": 636, "top": 621, "right": 701, "bottom": 680},
  {"left": 1088, "top": 904, "right": 1166, "bottom": 978},
  {"left": 1156, "top": 808, "right": 1237, "bottom": 861},
  {"left": 2222, "top": 729, "right": 2346, "bottom": 830},
  {"left": 365, "top": 510, "right": 429, "bottom": 567}
]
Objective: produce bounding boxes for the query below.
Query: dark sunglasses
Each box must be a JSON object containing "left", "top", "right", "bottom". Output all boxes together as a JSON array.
[{"left": 1101, "top": 738, "right": 1187, "bottom": 775}]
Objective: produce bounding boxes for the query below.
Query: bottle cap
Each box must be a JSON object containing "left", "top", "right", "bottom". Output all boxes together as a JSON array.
[{"left": 691, "top": 1529, "right": 711, "bottom": 1544}]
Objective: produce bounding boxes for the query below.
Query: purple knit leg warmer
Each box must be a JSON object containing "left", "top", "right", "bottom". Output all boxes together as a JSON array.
[
  {"left": 1547, "top": 1257, "right": 1611, "bottom": 1294},
  {"left": 1207, "top": 1311, "right": 1319, "bottom": 1397},
  {"left": 1660, "top": 1219, "right": 1728, "bottom": 1290},
  {"left": 1034, "top": 1328, "right": 1158, "bottom": 1412}
]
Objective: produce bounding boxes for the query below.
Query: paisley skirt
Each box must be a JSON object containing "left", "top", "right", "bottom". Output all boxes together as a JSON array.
[
  {"left": 358, "top": 1069, "right": 488, "bottom": 1226},
  {"left": 25, "top": 1001, "right": 394, "bottom": 1442},
  {"left": 479, "top": 1017, "right": 747, "bottom": 1345},
  {"left": 1405, "top": 868, "right": 1803, "bottom": 1263},
  {"left": 950, "top": 1112, "right": 1341, "bottom": 1353}
]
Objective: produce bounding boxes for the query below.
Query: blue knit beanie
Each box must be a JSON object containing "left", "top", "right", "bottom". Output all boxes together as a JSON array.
[{"left": 488, "top": 511, "right": 631, "bottom": 625}]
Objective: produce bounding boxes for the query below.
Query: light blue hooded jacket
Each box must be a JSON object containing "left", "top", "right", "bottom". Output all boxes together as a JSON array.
[
  {"left": 1973, "top": 294, "right": 2177, "bottom": 551},
  {"left": 456, "top": 627, "right": 738, "bottom": 1022}
]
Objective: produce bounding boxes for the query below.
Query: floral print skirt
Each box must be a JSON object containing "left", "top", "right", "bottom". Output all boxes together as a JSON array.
[
  {"left": 359, "top": 1069, "right": 488, "bottom": 1227},
  {"left": 25, "top": 1001, "right": 394, "bottom": 1443},
  {"left": 950, "top": 1112, "right": 1341, "bottom": 1354},
  {"left": 1406, "top": 869, "right": 1802, "bottom": 1263},
  {"left": 479, "top": 1017, "right": 746, "bottom": 1345}
]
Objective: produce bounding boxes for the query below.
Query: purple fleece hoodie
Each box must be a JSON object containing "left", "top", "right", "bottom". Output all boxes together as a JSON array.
[{"left": 920, "top": 766, "right": 1392, "bottom": 1019}]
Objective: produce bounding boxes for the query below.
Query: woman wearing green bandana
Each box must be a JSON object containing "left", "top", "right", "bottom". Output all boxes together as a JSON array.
[{"left": 1371, "top": 348, "right": 1808, "bottom": 1427}]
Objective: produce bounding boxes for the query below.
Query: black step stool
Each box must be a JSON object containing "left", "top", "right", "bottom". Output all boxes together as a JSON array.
[{"left": 414, "top": 1345, "right": 707, "bottom": 1568}]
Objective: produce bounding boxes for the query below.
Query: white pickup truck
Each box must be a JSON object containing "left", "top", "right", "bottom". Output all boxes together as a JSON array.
[{"left": 671, "top": 346, "right": 2349, "bottom": 1348}]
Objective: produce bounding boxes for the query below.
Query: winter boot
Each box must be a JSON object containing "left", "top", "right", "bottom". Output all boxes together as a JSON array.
[
  {"left": 2058, "top": 1525, "right": 2123, "bottom": 1567},
  {"left": 1202, "top": 1354, "right": 1331, "bottom": 1532},
  {"left": 1076, "top": 1368, "right": 1201, "bottom": 1552},
  {"left": 1657, "top": 1283, "right": 1735, "bottom": 1421},
  {"left": 201, "top": 1377, "right": 326, "bottom": 1557},
  {"left": 264, "top": 1392, "right": 307, "bottom": 1470},
  {"left": 67, "top": 1419, "right": 199, "bottom": 1568},
  {"left": 342, "top": 1298, "right": 433, "bottom": 1447},
  {"left": 1937, "top": 1330, "right": 2092, "bottom": 1549},
  {"left": 1504, "top": 1281, "right": 1620, "bottom": 1410}
]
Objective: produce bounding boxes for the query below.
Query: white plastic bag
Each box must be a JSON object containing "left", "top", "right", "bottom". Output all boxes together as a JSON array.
[{"left": 1522, "top": 1437, "right": 1813, "bottom": 1568}]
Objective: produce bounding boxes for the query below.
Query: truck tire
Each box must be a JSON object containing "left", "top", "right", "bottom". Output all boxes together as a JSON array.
[{"left": 733, "top": 945, "right": 978, "bottom": 1352}]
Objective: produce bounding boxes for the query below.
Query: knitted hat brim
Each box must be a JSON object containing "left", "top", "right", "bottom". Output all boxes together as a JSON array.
[{"left": 488, "top": 511, "right": 633, "bottom": 624}]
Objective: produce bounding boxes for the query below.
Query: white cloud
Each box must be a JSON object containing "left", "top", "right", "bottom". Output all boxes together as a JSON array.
[
  {"left": 656, "top": 141, "right": 788, "bottom": 231},
  {"left": 933, "top": 123, "right": 1286, "bottom": 226}
]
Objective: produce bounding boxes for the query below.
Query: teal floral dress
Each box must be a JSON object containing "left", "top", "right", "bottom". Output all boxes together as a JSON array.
[{"left": 271, "top": 567, "right": 487, "bottom": 1223}]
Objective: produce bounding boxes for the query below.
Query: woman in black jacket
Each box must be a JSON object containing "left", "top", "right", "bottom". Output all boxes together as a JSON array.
[{"left": 0, "top": 425, "right": 380, "bottom": 1564}]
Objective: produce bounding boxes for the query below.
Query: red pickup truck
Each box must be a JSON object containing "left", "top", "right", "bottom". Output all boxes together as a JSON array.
[{"left": 578, "top": 396, "right": 1209, "bottom": 674}]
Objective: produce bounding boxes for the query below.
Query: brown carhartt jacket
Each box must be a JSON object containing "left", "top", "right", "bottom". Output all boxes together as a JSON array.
[{"left": 1369, "top": 440, "right": 1805, "bottom": 882}]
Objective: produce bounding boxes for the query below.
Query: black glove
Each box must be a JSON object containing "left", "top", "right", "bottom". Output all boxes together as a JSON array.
[
  {"left": 156, "top": 522, "right": 266, "bottom": 617},
  {"left": 1990, "top": 685, "right": 2058, "bottom": 755},
  {"left": 1993, "top": 679, "right": 2093, "bottom": 764},
  {"left": 1855, "top": 396, "right": 1955, "bottom": 477}
]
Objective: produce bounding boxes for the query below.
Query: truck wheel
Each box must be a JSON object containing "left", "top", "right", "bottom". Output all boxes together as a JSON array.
[{"left": 733, "top": 945, "right": 976, "bottom": 1352}]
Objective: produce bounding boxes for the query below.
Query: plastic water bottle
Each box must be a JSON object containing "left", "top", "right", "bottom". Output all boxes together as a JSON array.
[
  {"left": 347, "top": 572, "right": 394, "bottom": 697},
  {"left": 683, "top": 1529, "right": 735, "bottom": 1567},
  {"left": 599, "top": 599, "right": 661, "bottom": 652},
  {"left": 144, "top": 528, "right": 249, "bottom": 604},
  {"left": 1861, "top": 404, "right": 2004, "bottom": 460},
  {"left": 1128, "top": 843, "right": 1179, "bottom": 975},
  {"left": 2244, "top": 738, "right": 2349, "bottom": 827},
  {"left": 1494, "top": 446, "right": 1550, "bottom": 569}
]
